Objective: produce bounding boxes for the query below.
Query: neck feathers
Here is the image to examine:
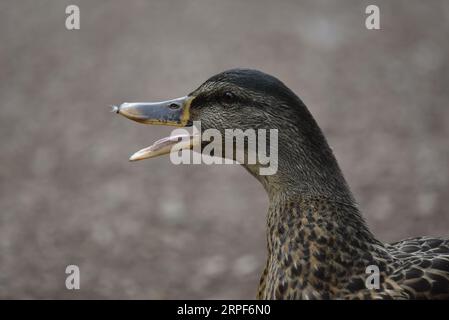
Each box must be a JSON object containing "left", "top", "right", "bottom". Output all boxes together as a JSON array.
[{"left": 258, "top": 196, "right": 390, "bottom": 299}]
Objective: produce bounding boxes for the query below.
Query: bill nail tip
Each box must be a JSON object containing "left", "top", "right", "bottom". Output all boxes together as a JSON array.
[
  {"left": 129, "top": 154, "right": 144, "bottom": 161},
  {"left": 111, "top": 105, "right": 120, "bottom": 114}
]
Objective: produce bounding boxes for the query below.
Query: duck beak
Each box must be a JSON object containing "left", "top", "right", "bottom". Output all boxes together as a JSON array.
[
  {"left": 113, "top": 96, "right": 194, "bottom": 126},
  {"left": 113, "top": 96, "right": 199, "bottom": 161}
]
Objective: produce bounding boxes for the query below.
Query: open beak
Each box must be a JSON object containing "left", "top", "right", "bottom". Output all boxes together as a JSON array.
[{"left": 113, "top": 96, "right": 199, "bottom": 161}]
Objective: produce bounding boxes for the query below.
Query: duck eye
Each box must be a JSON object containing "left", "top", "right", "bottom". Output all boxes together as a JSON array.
[{"left": 223, "top": 91, "right": 235, "bottom": 101}]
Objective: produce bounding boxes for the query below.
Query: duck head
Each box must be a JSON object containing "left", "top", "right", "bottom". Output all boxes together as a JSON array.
[{"left": 114, "top": 68, "right": 353, "bottom": 201}]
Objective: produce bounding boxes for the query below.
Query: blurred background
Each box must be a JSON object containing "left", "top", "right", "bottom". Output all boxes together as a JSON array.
[{"left": 0, "top": 0, "right": 448, "bottom": 299}]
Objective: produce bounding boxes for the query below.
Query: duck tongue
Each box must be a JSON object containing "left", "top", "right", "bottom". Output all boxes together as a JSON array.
[{"left": 129, "top": 134, "right": 199, "bottom": 161}]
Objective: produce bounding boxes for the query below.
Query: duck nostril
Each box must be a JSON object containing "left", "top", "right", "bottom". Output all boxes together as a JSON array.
[{"left": 169, "top": 103, "right": 181, "bottom": 110}]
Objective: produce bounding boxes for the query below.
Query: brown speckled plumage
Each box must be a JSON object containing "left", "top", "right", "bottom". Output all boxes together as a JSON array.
[{"left": 256, "top": 195, "right": 449, "bottom": 299}]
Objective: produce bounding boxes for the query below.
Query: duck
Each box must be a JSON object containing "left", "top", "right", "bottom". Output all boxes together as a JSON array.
[{"left": 113, "top": 68, "right": 449, "bottom": 299}]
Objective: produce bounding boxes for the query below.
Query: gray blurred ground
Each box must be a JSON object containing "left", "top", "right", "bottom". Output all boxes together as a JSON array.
[{"left": 0, "top": 0, "right": 448, "bottom": 299}]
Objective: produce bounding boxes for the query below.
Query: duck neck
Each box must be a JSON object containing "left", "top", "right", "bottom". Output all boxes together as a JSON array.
[
  {"left": 245, "top": 115, "right": 391, "bottom": 298},
  {"left": 258, "top": 194, "right": 388, "bottom": 299}
]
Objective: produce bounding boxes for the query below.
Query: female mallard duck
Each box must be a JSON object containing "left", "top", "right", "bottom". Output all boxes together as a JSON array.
[{"left": 113, "top": 69, "right": 449, "bottom": 299}]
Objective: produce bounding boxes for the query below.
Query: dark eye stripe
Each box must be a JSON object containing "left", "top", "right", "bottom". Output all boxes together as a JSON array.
[{"left": 190, "top": 88, "right": 251, "bottom": 108}]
